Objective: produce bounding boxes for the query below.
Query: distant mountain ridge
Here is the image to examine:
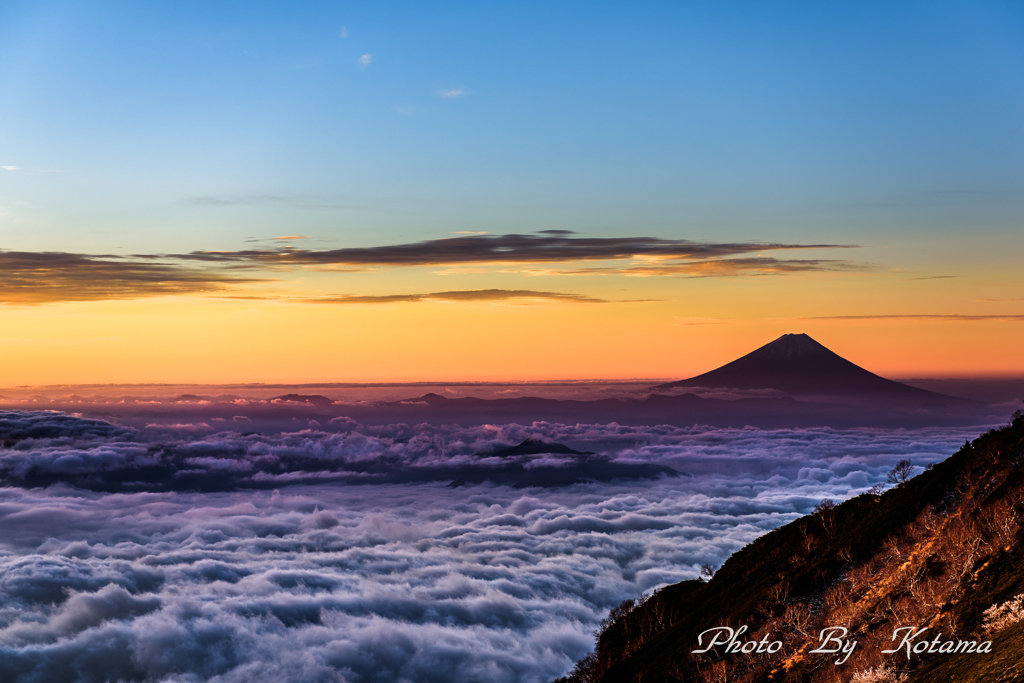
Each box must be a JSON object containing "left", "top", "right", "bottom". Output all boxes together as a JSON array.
[
  {"left": 654, "top": 333, "right": 964, "bottom": 403},
  {"left": 3, "top": 335, "right": 1001, "bottom": 431},
  {"left": 271, "top": 394, "right": 335, "bottom": 406}
]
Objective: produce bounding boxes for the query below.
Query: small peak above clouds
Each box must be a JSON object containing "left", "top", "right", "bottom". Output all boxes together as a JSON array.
[{"left": 489, "top": 439, "right": 593, "bottom": 458}]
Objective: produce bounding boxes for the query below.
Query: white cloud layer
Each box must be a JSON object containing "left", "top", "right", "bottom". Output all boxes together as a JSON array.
[{"left": 0, "top": 412, "right": 980, "bottom": 682}]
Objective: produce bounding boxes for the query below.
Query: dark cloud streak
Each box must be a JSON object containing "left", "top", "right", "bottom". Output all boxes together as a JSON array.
[
  {"left": 169, "top": 233, "right": 857, "bottom": 268},
  {"left": 0, "top": 251, "right": 267, "bottom": 305},
  {"left": 1, "top": 233, "right": 861, "bottom": 304},
  {"left": 301, "top": 289, "right": 611, "bottom": 304}
]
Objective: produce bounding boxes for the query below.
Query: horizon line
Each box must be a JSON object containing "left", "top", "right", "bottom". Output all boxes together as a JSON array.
[{"left": 4, "top": 374, "right": 1024, "bottom": 391}]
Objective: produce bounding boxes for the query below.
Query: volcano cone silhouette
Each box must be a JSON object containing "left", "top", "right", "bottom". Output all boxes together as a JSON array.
[{"left": 654, "top": 333, "right": 955, "bottom": 402}]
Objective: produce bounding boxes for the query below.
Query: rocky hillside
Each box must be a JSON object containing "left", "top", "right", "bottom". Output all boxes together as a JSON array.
[{"left": 557, "top": 409, "right": 1024, "bottom": 683}]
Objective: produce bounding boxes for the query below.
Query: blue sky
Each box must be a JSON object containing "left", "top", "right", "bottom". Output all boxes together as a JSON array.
[{"left": 3, "top": 0, "right": 1022, "bottom": 253}]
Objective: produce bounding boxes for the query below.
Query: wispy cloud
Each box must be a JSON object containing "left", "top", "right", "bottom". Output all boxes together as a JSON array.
[
  {"left": 187, "top": 194, "right": 294, "bottom": 207},
  {"left": 185, "top": 194, "right": 358, "bottom": 210},
  {"left": 441, "top": 88, "right": 466, "bottom": 99},
  {"left": 804, "top": 314, "right": 1024, "bottom": 322},
  {"left": 300, "top": 289, "right": 611, "bottom": 304},
  {"left": 273, "top": 236, "right": 307, "bottom": 241},
  {"left": 359, "top": 54, "right": 372, "bottom": 69},
  {"left": 0, "top": 166, "right": 63, "bottom": 174},
  {"left": 903, "top": 275, "right": 960, "bottom": 281},
  {"left": 220, "top": 289, "right": 622, "bottom": 305},
  {"left": 339, "top": 25, "right": 348, "bottom": 39},
  {"left": 553, "top": 257, "right": 864, "bottom": 278}
]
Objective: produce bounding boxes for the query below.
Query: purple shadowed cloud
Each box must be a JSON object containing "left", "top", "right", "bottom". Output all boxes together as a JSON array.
[{"left": 0, "top": 411, "right": 979, "bottom": 682}]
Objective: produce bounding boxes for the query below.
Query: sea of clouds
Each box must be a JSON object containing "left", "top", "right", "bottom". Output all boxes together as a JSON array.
[{"left": 0, "top": 411, "right": 987, "bottom": 682}]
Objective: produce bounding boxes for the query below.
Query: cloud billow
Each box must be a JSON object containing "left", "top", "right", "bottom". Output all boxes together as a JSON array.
[
  {"left": 0, "top": 411, "right": 978, "bottom": 682},
  {"left": 0, "top": 411, "right": 677, "bottom": 491}
]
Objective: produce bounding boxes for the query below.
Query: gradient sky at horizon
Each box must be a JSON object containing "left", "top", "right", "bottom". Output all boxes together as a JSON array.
[{"left": 1, "top": 0, "right": 1023, "bottom": 383}]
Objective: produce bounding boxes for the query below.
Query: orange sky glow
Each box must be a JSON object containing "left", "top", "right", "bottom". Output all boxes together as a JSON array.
[{"left": 2, "top": 275, "right": 1021, "bottom": 386}]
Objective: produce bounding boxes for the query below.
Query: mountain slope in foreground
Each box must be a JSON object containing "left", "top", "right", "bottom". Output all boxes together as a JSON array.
[
  {"left": 653, "top": 333, "right": 964, "bottom": 404},
  {"left": 557, "top": 410, "right": 1024, "bottom": 683}
]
